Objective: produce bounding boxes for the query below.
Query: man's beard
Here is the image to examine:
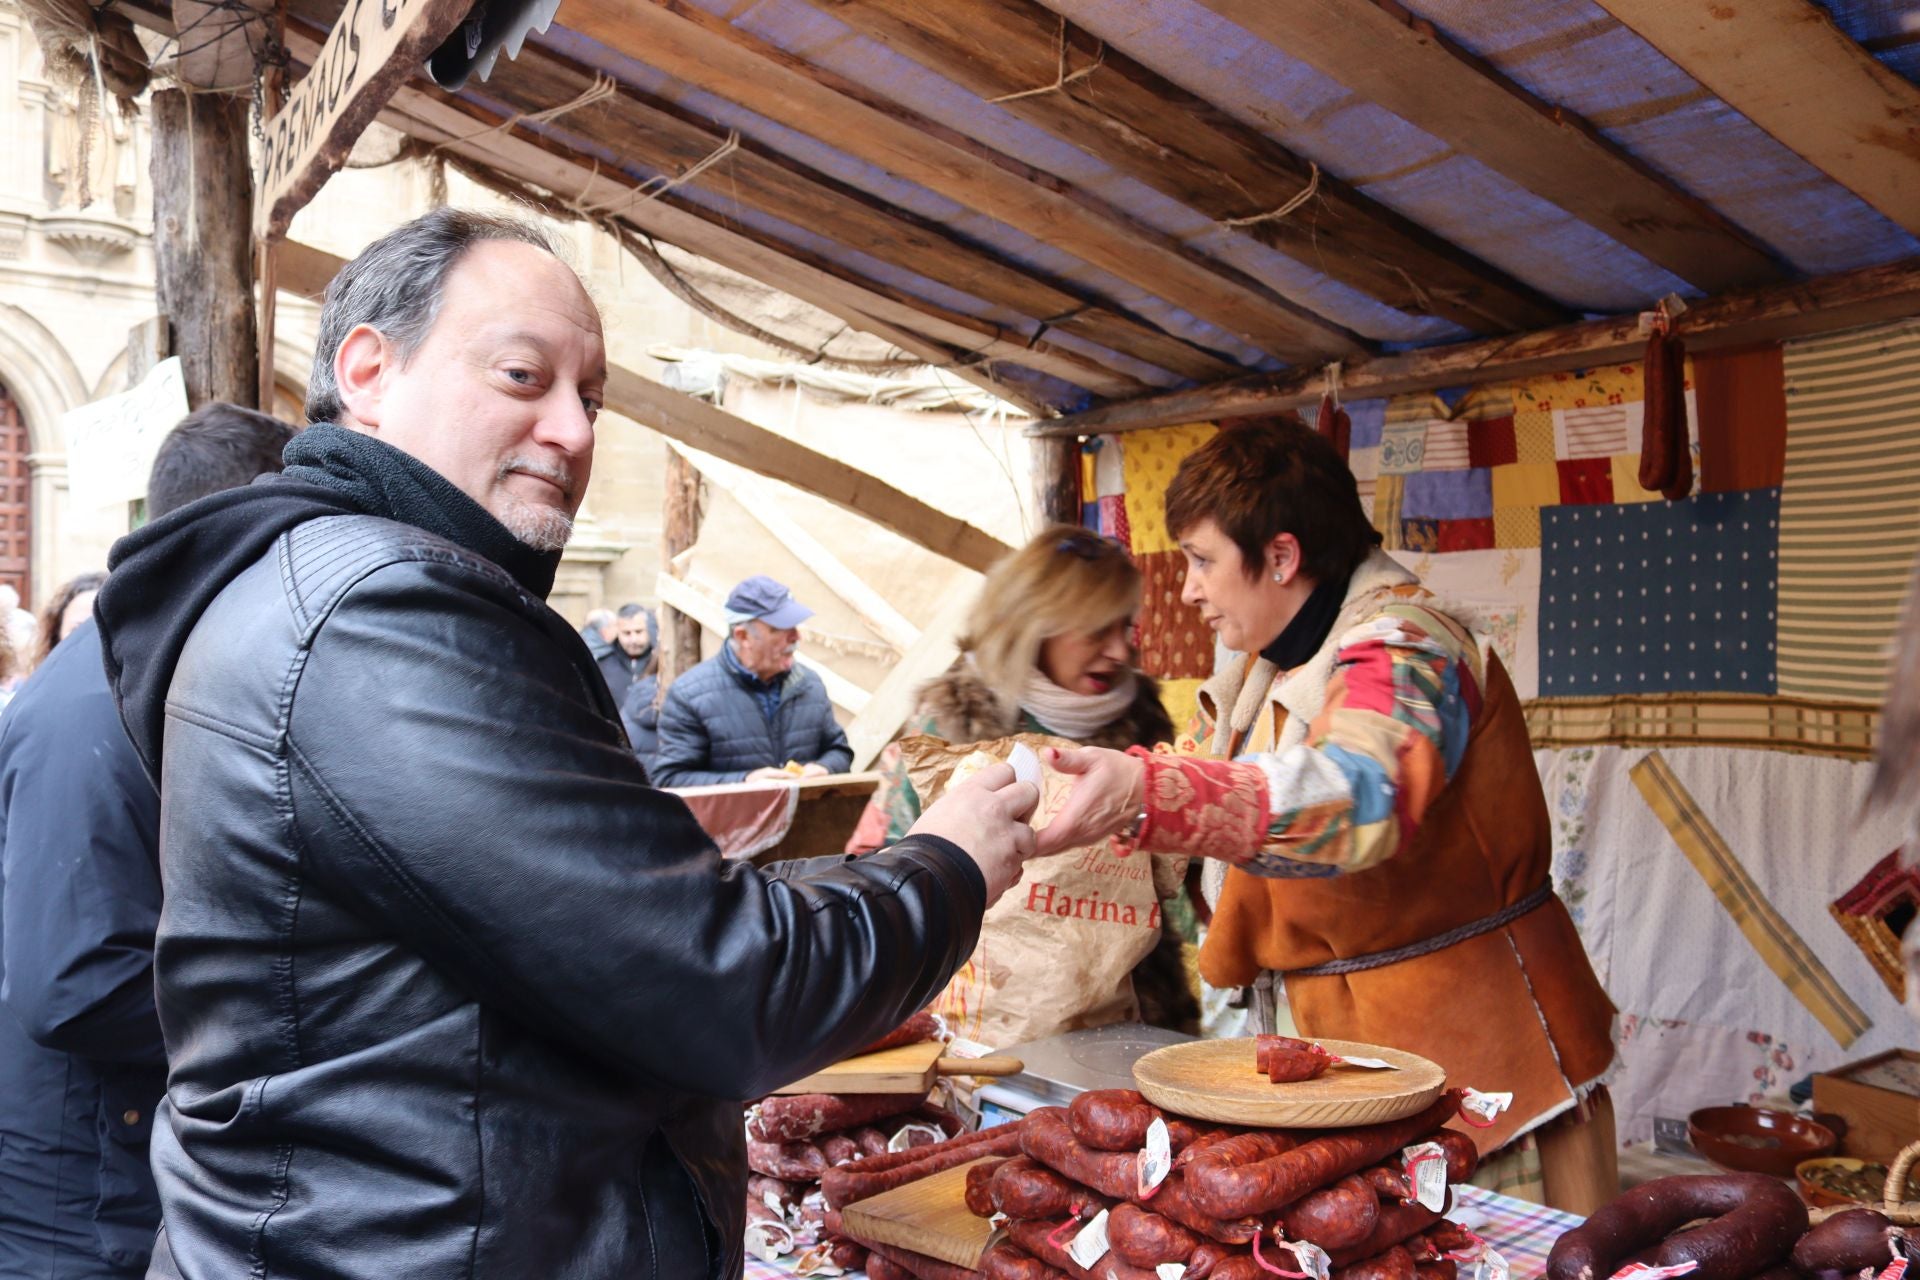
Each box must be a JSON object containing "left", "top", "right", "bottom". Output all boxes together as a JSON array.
[
  {"left": 502, "top": 500, "right": 574, "bottom": 552},
  {"left": 497, "top": 455, "right": 577, "bottom": 552}
]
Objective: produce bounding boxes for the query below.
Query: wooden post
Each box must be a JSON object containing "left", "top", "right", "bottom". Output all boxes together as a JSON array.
[
  {"left": 658, "top": 442, "right": 706, "bottom": 692},
  {"left": 151, "top": 88, "right": 258, "bottom": 409},
  {"left": 1033, "top": 434, "right": 1081, "bottom": 530}
]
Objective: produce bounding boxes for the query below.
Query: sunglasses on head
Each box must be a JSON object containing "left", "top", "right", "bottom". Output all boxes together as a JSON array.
[{"left": 1056, "top": 531, "right": 1126, "bottom": 560}]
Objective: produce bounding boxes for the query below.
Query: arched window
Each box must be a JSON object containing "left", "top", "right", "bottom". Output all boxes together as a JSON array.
[{"left": 0, "top": 384, "right": 33, "bottom": 603}]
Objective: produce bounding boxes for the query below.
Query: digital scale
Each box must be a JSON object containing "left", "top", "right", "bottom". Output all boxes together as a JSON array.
[{"left": 973, "top": 1022, "right": 1193, "bottom": 1128}]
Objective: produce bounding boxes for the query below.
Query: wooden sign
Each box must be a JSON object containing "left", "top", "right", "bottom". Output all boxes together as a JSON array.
[{"left": 255, "top": 0, "right": 475, "bottom": 240}]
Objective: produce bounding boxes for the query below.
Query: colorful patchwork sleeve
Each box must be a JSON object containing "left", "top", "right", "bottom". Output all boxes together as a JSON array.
[{"left": 1138, "top": 604, "right": 1483, "bottom": 878}]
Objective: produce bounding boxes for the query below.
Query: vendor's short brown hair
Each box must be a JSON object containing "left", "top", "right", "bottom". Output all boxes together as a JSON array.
[{"left": 1164, "top": 415, "right": 1378, "bottom": 584}]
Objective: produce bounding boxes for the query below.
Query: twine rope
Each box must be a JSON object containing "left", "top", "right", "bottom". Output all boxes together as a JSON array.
[
  {"left": 985, "top": 15, "right": 1104, "bottom": 103},
  {"left": 1224, "top": 162, "right": 1321, "bottom": 227}
]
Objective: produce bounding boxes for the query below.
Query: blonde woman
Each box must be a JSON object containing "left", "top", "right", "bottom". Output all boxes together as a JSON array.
[{"left": 870, "top": 525, "right": 1193, "bottom": 1039}]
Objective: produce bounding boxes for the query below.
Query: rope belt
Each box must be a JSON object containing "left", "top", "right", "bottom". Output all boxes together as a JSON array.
[{"left": 1282, "top": 882, "right": 1556, "bottom": 979}]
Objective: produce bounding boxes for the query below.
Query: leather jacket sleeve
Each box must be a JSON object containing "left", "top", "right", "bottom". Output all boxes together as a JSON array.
[{"left": 284, "top": 560, "right": 985, "bottom": 1101}]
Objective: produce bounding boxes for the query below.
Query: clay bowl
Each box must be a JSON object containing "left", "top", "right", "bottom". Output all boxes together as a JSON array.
[
  {"left": 1688, "top": 1105, "right": 1837, "bottom": 1177},
  {"left": 1796, "top": 1156, "right": 1888, "bottom": 1209}
]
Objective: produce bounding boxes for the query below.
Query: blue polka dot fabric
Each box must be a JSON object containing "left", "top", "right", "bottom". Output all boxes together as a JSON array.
[{"left": 1540, "top": 488, "right": 1780, "bottom": 695}]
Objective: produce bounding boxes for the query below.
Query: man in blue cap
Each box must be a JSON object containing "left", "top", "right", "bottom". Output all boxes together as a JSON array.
[{"left": 651, "top": 574, "right": 853, "bottom": 786}]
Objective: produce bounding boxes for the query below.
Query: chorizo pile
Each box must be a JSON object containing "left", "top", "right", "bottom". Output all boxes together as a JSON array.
[{"left": 947, "top": 1085, "right": 1485, "bottom": 1280}]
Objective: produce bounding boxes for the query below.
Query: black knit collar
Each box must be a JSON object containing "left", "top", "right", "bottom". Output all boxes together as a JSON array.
[{"left": 1260, "top": 572, "right": 1350, "bottom": 670}]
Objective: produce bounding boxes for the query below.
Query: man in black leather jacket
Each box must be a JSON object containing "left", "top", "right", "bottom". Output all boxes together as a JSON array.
[{"left": 93, "top": 209, "right": 1041, "bottom": 1280}]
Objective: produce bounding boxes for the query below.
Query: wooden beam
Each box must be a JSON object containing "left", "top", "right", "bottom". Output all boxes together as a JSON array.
[
  {"left": 1184, "top": 0, "right": 1784, "bottom": 295},
  {"left": 653, "top": 571, "right": 871, "bottom": 714},
  {"left": 475, "top": 40, "right": 1239, "bottom": 387},
  {"left": 1591, "top": 0, "right": 1920, "bottom": 238},
  {"left": 816, "top": 0, "right": 1565, "bottom": 336},
  {"left": 561, "top": 0, "right": 1367, "bottom": 365},
  {"left": 659, "top": 443, "right": 705, "bottom": 692},
  {"left": 607, "top": 365, "right": 1013, "bottom": 574},
  {"left": 277, "top": 21, "right": 1083, "bottom": 413},
  {"left": 1033, "top": 436, "right": 1080, "bottom": 527},
  {"left": 277, "top": 238, "right": 344, "bottom": 300},
  {"left": 1034, "top": 255, "right": 1920, "bottom": 435},
  {"left": 846, "top": 589, "right": 975, "bottom": 771},
  {"left": 272, "top": 240, "right": 1014, "bottom": 579},
  {"left": 152, "top": 87, "right": 258, "bottom": 408},
  {"left": 665, "top": 440, "right": 923, "bottom": 654}
]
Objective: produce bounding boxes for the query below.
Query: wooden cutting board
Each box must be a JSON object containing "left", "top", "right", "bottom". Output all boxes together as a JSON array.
[
  {"left": 772, "top": 1041, "right": 945, "bottom": 1095},
  {"left": 839, "top": 1155, "right": 1000, "bottom": 1269},
  {"left": 770, "top": 1042, "right": 1023, "bottom": 1095},
  {"left": 1133, "top": 1037, "right": 1445, "bottom": 1127}
]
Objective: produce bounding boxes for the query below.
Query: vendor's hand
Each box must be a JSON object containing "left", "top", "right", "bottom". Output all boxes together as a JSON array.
[
  {"left": 1034, "top": 746, "right": 1147, "bottom": 857},
  {"left": 745, "top": 766, "right": 793, "bottom": 782},
  {"left": 907, "top": 762, "right": 1040, "bottom": 905},
  {"left": 798, "top": 762, "right": 830, "bottom": 778}
]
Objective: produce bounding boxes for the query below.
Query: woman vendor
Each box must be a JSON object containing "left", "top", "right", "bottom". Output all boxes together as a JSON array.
[
  {"left": 869, "top": 525, "right": 1193, "bottom": 1042},
  {"left": 1038, "top": 419, "right": 1618, "bottom": 1214}
]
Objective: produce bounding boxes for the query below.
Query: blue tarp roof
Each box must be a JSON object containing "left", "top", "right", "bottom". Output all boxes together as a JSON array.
[{"left": 430, "top": 0, "right": 1920, "bottom": 411}]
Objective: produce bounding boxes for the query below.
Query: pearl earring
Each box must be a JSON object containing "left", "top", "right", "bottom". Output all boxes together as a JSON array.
[{"left": 1273, "top": 571, "right": 1284, "bottom": 582}]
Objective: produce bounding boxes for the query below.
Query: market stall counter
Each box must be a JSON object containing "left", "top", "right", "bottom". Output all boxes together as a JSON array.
[{"left": 669, "top": 771, "right": 879, "bottom": 863}]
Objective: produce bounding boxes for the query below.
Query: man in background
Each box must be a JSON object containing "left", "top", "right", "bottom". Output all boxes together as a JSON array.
[
  {"left": 596, "top": 602, "right": 655, "bottom": 709},
  {"left": 651, "top": 574, "right": 852, "bottom": 786},
  {"left": 0, "top": 402, "right": 293, "bottom": 1279}
]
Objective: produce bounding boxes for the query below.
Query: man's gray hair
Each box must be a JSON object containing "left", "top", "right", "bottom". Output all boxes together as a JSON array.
[{"left": 306, "top": 209, "right": 559, "bottom": 425}]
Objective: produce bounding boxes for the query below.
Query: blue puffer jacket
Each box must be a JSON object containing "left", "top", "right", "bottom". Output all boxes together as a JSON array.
[{"left": 651, "top": 648, "right": 852, "bottom": 787}]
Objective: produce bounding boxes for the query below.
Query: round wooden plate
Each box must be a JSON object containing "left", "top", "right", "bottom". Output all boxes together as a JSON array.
[{"left": 1132, "top": 1038, "right": 1445, "bottom": 1127}]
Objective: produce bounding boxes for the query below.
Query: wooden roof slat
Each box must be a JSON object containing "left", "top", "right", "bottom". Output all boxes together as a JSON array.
[
  {"left": 1183, "top": 0, "right": 1787, "bottom": 295},
  {"left": 275, "top": 32, "right": 1088, "bottom": 411},
  {"left": 1031, "top": 254, "right": 1920, "bottom": 436},
  {"left": 477, "top": 42, "right": 1241, "bottom": 384},
  {"left": 816, "top": 0, "right": 1567, "bottom": 336},
  {"left": 557, "top": 0, "right": 1369, "bottom": 365},
  {"left": 1591, "top": 0, "right": 1920, "bottom": 238}
]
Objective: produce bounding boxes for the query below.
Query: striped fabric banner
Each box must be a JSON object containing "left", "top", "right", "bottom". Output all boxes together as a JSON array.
[
  {"left": 1629, "top": 751, "right": 1872, "bottom": 1048},
  {"left": 1526, "top": 693, "right": 1878, "bottom": 760},
  {"left": 1777, "top": 320, "right": 1920, "bottom": 702}
]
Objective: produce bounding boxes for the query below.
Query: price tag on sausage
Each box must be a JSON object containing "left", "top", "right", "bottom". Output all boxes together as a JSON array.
[
  {"left": 1402, "top": 1142, "right": 1449, "bottom": 1211},
  {"left": 1273, "top": 1237, "right": 1332, "bottom": 1280},
  {"left": 1336, "top": 1056, "right": 1397, "bottom": 1070},
  {"left": 1608, "top": 1262, "right": 1700, "bottom": 1280},
  {"left": 1137, "top": 1117, "right": 1172, "bottom": 1199},
  {"left": 1156, "top": 1267, "right": 1188, "bottom": 1280},
  {"left": 1008, "top": 742, "right": 1043, "bottom": 790},
  {"left": 1460, "top": 1089, "right": 1514, "bottom": 1127},
  {"left": 1068, "top": 1208, "right": 1112, "bottom": 1269},
  {"left": 886, "top": 1123, "right": 943, "bottom": 1152},
  {"left": 1476, "top": 1246, "right": 1510, "bottom": 1280}
]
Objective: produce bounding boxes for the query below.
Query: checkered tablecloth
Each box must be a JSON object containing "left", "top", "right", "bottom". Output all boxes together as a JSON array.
[{"left": 742, "top": 1184, "right": 1582, "bottom": 1280}]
